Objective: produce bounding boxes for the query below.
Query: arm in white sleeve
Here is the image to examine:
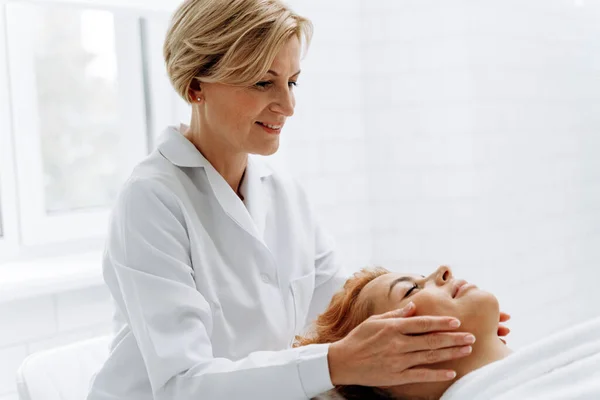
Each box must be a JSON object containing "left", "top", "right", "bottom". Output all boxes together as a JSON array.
[{"left": 104, "top": 178, "right": 334, "bottom": 400}]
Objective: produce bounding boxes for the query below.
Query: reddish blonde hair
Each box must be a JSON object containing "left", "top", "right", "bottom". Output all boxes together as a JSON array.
[
  {"left": 295, "top": 267, "right": 434, "bottom": 400},
  {"left": 294, "top": 266, "right": 390, "bottom": 347},
  {"left": 294, "top": 267, "right": 396, "bottom": 400}
]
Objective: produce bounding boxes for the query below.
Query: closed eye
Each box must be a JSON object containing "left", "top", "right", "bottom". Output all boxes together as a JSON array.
[{"left": 405, "top": 283, "right": 418, "bottom": 298}]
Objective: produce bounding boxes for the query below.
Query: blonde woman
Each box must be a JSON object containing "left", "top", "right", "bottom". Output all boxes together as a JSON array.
[{"left": 86, "top": 1, "right": 509, "bottom": 399}]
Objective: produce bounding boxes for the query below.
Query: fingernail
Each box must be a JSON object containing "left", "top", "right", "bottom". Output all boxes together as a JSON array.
[
  {"left": 449, "top": 319, "right": 461, "bottom": 328},
  {"left": 460, "top": 346, "right": 472, "bottom": 354},
  {"left": 464, "top": 335, "right": 476, "bottom": 344},
  {"left": 446, "top": 371, "right": 457, "bottom": 379},
  {"left": 403, "top": 302, "right": 414, "bottom": 313}
]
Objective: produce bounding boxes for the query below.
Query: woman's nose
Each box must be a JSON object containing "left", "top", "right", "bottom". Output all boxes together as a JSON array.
[
  {"left": 433, "top": 265, "right": 453, "bottom": 286},
  {"left": 271, "top": 88, "right": 295, "bottom": 117}
]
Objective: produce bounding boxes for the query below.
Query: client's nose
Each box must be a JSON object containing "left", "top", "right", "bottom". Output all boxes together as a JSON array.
[{"left": 433, "top": 265, "right": 453, "bottom": 286}]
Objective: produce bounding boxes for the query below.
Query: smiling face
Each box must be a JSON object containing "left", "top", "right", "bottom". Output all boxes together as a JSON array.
[
  {"left": 359, "top": 265, "right": 500, "bottom": 337},
  {"left": 193, "top": 35, "right": 301, "bottom": 156}
]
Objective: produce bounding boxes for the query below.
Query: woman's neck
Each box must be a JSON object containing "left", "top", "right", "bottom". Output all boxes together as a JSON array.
[
  {"left": 389, "top": 332, "right": 513, "bottom": 399},
  {"left": 181, "top": 123, "right": 247, "bottom": 196},
  {"left": 450, "top": 334, "right": 513, "bottom": 382}
]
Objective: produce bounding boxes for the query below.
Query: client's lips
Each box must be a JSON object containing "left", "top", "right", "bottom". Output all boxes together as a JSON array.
[{"left": 452, "top": 280, "right": 468, "bottom": 298}]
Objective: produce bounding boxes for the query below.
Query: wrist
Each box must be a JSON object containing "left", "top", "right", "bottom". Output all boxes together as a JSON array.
[{"left": 327, "top": 341, "right": 348, "bottom": 386}]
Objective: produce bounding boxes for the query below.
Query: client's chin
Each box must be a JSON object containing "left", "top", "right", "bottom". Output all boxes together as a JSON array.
[{"left": 388, "top": 289, "right": 512, "bottom": 400}]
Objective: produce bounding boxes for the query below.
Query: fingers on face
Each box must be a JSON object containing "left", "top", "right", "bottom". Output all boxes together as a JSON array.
[
  {"left": 497, "top": 325, "right": 510, "bottom": 336},
  {"left": 406, "top": 345, "right": 473, "bottom": 369},
  {"left": 499, "top": 312, "right": 511, "bottom": 322},
  {"left": 397, "top": 368, "right": 457, "bottom": 385},
  {"left": 397, "top": 316, "right": 461, "bottom": 335},
  {"left": 402, "top": 332, "right": 476, "bottom": 353},
  {"left": 375, "top": 303, "right": 416, "bottom": 320}
]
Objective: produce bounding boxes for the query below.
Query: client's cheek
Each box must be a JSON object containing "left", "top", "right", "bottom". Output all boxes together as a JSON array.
[
  {"left": 412, "top": 294, "right": 457, "bottom": 318},
  {"left": 373, "top": 299, "right": 400, "bottom": 316},
  {"left": 408, "top": 296, "right": 435, "bottom": 317}
]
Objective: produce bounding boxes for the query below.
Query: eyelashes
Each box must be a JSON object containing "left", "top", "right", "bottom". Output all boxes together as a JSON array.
[
  {"left": 255, "top": 81, "right": 298, "bottom": 89},
  {"left": 405, "top": 283, "right": 418, "bottom": 298}
]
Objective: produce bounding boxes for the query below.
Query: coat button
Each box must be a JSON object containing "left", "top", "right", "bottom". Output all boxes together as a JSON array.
[{"left": 260, "top": 273, "right": 270, "bottom": 284}]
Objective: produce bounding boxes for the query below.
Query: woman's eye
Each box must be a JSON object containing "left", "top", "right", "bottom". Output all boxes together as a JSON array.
[
  {"left": 255, "top": 81, "right": 298, "bottom": 89},
  {"left": 404, "top": 283, "right": 418, "bottom": 298},
  {"left": 255, "top": 81, "right": 272, "bottom": 88}
]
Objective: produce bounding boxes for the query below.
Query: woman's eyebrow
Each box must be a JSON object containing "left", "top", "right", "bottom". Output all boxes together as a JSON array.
[
  {"left": 388, "top": 275, "right": 426, "bottom": 298},
  {"left": 267, "top": 69, "right": 301, "bottom": 77}
]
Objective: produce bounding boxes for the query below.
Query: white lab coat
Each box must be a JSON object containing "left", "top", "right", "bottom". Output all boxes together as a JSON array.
[{"left": 86, "top": 126, "right": 350, "bottom": 400}]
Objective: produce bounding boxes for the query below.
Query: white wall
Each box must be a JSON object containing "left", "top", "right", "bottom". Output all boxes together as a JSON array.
[
  {"left": 362, "top": 0, "right": 600, "bottom": 348},
  {"left": 1, "top": 0, "right": 600, "bottom": 399},
  {"left": 0, "top": 287, "right": 112, "bottom": 400},
  {"left": 280, "top": 0, "right": 372, "bottom": 270}
]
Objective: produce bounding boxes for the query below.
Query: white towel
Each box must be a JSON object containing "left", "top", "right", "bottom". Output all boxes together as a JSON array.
[{"left": 440, "top": 316, "right": 600, "bottom": 400}]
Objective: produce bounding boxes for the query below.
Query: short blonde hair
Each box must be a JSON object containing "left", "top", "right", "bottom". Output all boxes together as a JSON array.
[{"left": 164, "top": 0, "right": 313, "bottom": 103}]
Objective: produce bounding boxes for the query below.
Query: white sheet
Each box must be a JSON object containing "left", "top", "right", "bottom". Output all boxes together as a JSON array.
[{"left": 440, "top": 316, "right": 600, "bottom": 400}]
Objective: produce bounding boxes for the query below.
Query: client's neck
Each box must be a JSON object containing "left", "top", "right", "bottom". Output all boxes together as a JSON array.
[
  {"left": 388, "top": 331, "right": 513, "bottom": 399},
  {"left": 450, "top": 333, "right": 513, "bottom": 381}
]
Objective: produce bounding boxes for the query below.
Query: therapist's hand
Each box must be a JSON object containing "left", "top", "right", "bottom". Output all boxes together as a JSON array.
[
  {"left": 498, "top": 311, "right": 511, "bottom": 344},
  {"left": 327, "top": 301, "right": 474, "bottom": 387}
]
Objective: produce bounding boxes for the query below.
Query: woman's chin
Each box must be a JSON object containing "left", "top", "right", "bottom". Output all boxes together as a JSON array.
[
  {"left": 250, "top": 142, "right": 280, "bottom": 156},
  {"left": 461, "top": 290, "right": 500, "bottom": 334}
]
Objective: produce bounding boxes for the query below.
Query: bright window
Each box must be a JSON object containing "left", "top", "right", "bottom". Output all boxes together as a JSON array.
[{"left": 0, "top": 0, "right": 188, "bottom": 261}]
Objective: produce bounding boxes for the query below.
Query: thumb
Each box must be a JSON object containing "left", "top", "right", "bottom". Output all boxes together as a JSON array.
[{"left": 378, "top": 302, "right": 415, "bottom": 319}]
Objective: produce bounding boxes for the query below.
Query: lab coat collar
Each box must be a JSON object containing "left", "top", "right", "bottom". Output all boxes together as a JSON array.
[
  {"left": 157, "top": 125, "right": 272, "bottom": 242},
  {"left": 157, "top": 125, "right": 272, "bottom": 179}
]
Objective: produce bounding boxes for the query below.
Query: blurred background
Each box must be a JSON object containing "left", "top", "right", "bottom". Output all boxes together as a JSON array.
[{"left": 0, "top": 0, "right": 599, "bottom": 398}]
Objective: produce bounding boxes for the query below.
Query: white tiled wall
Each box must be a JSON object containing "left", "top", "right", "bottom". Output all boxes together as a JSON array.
[
  {"left": 1, "top": 0, "right": 599, "bottom": 398},
  {"left": 278, "top": 0, "right": 372, "bottom": 270},
  {"left": 362, "top": 0, "right": 600, "bottom": 349},
  {"left": 0, "top": 288, "right": 112, "bottom": 398}
]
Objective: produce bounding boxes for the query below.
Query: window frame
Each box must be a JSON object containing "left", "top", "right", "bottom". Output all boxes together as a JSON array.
[
  {"left": 0, "top": 2, "right": 20, "bottom": 261},
  {"left": 4, "top": 1, "right": 149, "bottom": 246},
  {"left": 139, "top": 13, "right": 184, "bottom": 150}
]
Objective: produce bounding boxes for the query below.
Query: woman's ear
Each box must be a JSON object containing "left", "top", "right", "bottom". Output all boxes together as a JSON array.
[{"left": 188, "top": 79, "right": 203, "bottom": 103}]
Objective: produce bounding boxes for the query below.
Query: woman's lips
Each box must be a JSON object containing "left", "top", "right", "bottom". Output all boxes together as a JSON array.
[
  {"left": 455, "top": 283, "right": 476, "bottom": 298},
  {"left": 452, "top": 280, "right": 467, "bottom": 298},
  {"left": 256, "top": 121, "right": 282, "bottom": 134}
]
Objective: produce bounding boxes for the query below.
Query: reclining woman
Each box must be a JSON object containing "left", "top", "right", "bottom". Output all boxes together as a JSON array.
[{"left": 296, "top": 265, "right": 600, "bottom": 400}]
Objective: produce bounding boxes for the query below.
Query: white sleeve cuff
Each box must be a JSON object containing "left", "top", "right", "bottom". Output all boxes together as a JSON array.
[{"left": 296, "top": 343, "right": 335, "bottom": 398}]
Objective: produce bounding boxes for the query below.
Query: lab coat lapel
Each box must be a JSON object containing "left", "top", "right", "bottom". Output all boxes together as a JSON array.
[
  {"left": 157, "top": 126, "right": 268, "bottom": 242},
  {"left": 240, "top": 156, "right": 271, "bottom": 240},
  {"left": 201, "top": 160, "right": 261, "bottom": 241}
]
